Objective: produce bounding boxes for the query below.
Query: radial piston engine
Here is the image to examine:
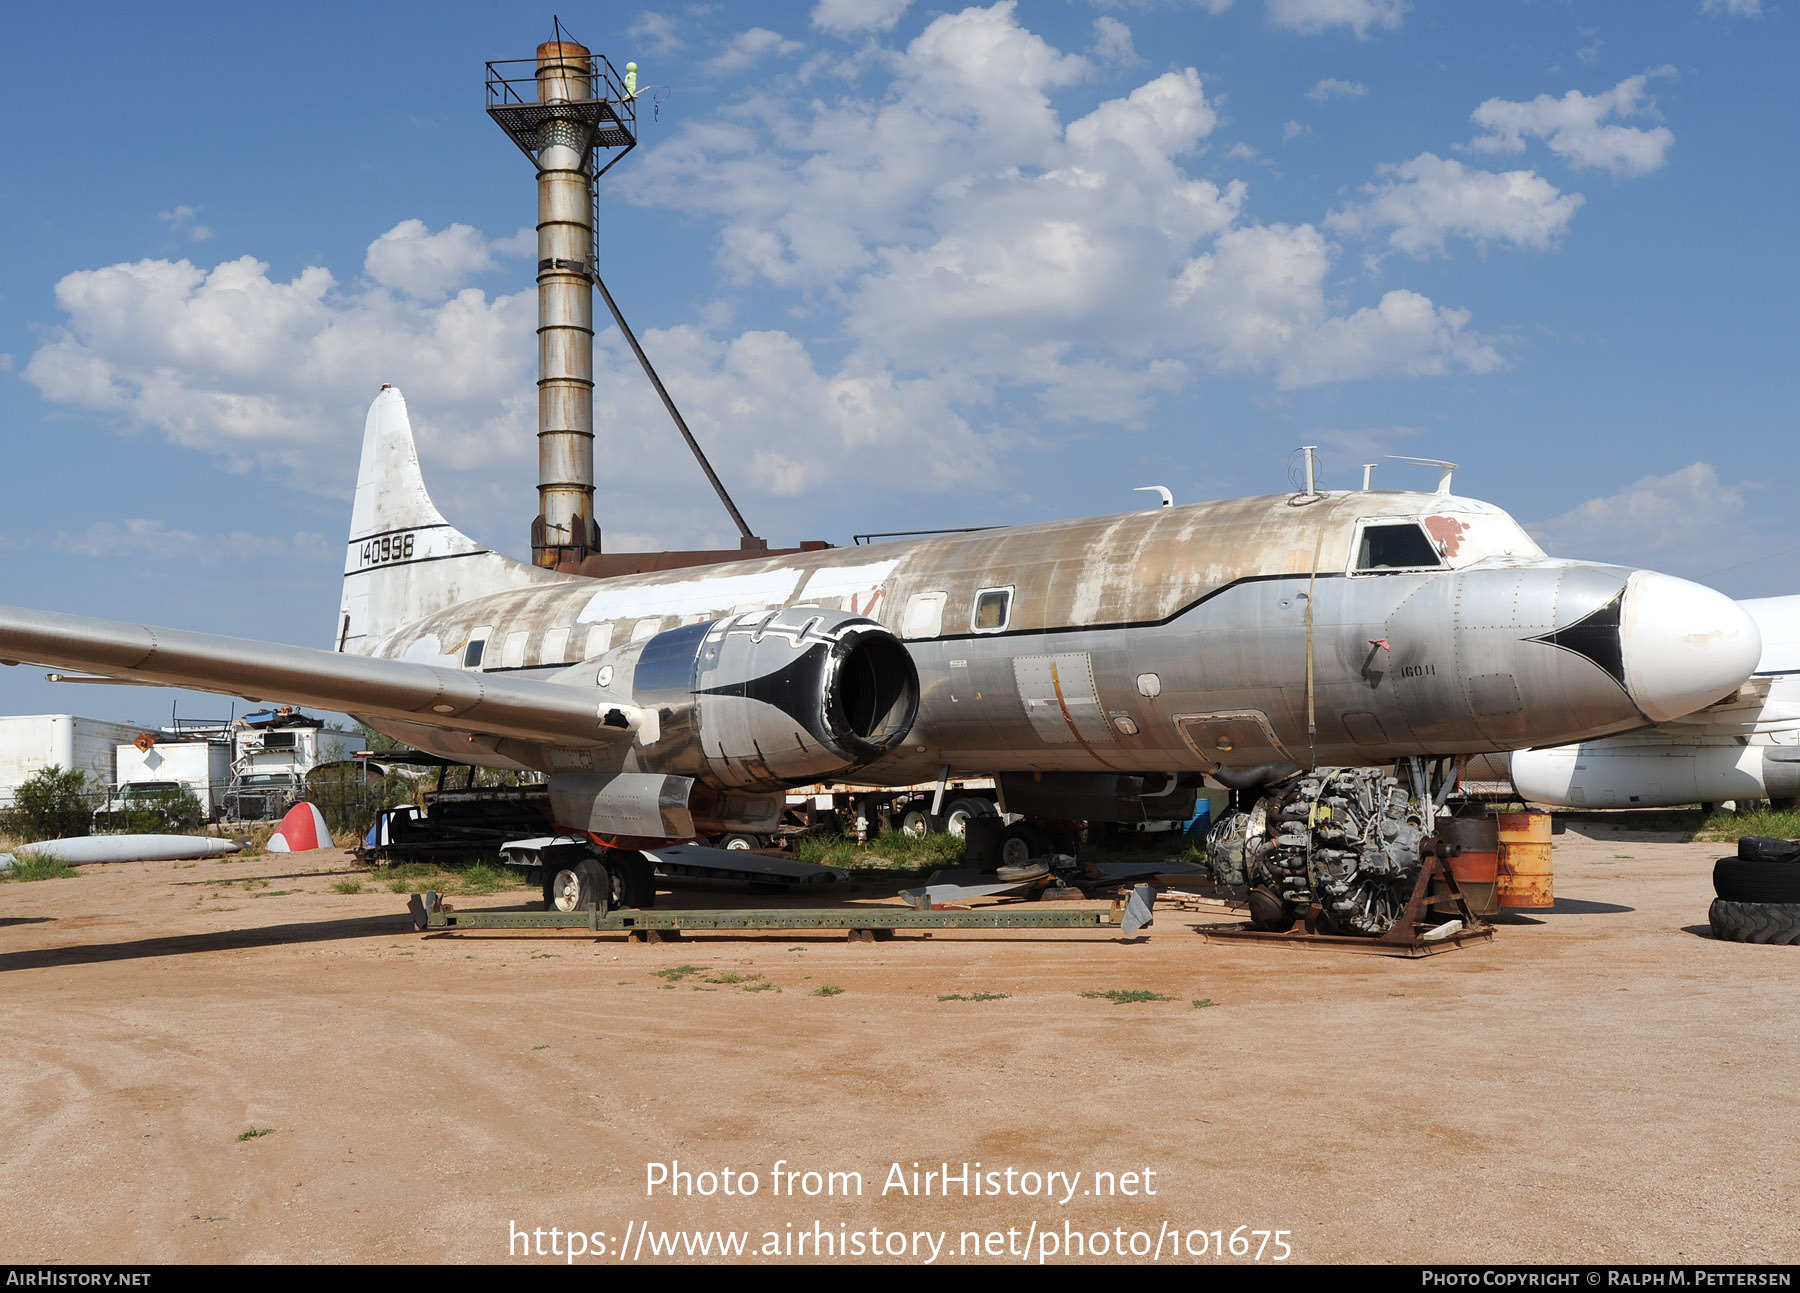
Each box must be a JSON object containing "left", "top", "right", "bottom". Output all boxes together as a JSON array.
[{"left": 1209, "top": 768, "right": 1426, "bottom": 936}]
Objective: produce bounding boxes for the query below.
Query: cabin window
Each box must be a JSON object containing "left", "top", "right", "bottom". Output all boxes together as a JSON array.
[
  {"left": 972, "top": 587, "right": 1013, "bottom": 633},
  {"left": 1354, "top": 523, "right": 1442, "bottom": 572},
  {"left": 501, "top": 630, "right": 529, "bottom": 669},
  {"left": 541, "top": 626, "right": 570, "bottom": 665},
  {"left": 902, "top": 591, "right": 947, "bottom": 640},
  {"left": 462, "top": 627, "right": 492, "bottom": 669}
]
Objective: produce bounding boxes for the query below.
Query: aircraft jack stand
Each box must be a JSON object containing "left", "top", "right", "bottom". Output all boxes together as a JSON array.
[{"left": 1197, "top": 844, "right": 1494, "bottom": 957}]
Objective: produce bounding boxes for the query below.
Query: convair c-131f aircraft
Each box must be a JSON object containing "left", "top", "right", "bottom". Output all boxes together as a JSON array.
[{"left": 0, "top": 388, "right": 1763, "bottom": 934}]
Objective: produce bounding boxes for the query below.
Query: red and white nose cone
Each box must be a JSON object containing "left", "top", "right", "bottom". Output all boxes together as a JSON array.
[{"left": 1620, "top": 572, "right": 1762, "bottom": 722}]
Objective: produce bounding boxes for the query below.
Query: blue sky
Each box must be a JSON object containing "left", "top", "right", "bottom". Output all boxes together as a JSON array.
[{"left": 1, "top": 0, "right": 1794, "bottom": 728}]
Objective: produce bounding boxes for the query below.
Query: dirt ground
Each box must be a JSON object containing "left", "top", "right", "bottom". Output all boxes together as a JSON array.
[{"left": 1, "top": 824, "right": 1794, "bottom": 1266}]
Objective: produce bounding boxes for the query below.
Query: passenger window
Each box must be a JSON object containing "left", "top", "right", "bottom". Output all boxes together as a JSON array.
[
  {"left": 1355, "top": 523, "right": 1442, "bottom": 571},
  {"left": 972, "top": 587, "right": 1013, "bottom": 633},
  {"left": 462, "top": 627, "right": 492, "bottom": 669}
]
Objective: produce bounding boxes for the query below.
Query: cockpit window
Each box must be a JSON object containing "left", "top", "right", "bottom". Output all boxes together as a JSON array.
[{"left": 1356, "top": 523, "right": 1442, "bottom": 571}]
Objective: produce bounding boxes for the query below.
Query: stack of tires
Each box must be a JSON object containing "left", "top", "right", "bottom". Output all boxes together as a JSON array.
[{"left": 1710, "top": 837, "right": 1800, "bottom": 944}]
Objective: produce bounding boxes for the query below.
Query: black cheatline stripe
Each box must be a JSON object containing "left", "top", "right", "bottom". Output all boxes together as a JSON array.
[
  {"left": 346, "top": 523, "right": 454, "bottom": 544},
  {"left": 343, "top": 549, "right": 493, "bottom": 577},
  {"left": 925, "top": 570, "right": 1345, "bottom": 643}
]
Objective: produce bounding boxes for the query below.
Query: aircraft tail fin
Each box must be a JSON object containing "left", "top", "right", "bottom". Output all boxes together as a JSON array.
[{"left": 336, "top": 387, "right": 562, "bottom": 656}]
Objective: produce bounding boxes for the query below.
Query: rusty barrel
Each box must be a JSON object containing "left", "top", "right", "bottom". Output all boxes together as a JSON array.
[
  {"left": 1497, "top": 810, "right": 1555, "bottom": 908},
  {"left": 1437, "top": 816, "right": 1500, "bottom": 916}
]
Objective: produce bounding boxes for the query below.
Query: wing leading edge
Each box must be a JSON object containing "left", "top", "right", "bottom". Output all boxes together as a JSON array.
[{"left": 0, "top": 604, "right": 634, "bottom": 748}]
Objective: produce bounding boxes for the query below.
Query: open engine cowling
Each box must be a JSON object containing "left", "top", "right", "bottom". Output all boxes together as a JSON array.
[
  {"left": 550, "top": 606, "right": 919, "bottom": 844},
  {"left": 622, "top": 606, "right": 920, "bottom": 788}
]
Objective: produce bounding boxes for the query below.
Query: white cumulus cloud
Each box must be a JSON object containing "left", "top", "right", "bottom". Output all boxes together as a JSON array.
[
  {"left": 1469, "top": 72, "right": 1676, "bottom": 177},
  {"left": 1701, "top": 0, "right": 1762, "bottom": 16},
  {"left": 1092, "top": 16, "right": 1137, "bottom": 64},
  {"left": 1307, "top": 78, "right": 1367, "bottom": 101},
  {"left": 23, "top": 223, "right": 1007, "bottom": 550},
  {"left": 1327, "top": 153, "right": 1585, "bottom": 258},
  {"left": 709, "top": 28, "right": 803, "bottom": 75},
  {"left": 1527, "top": 463, "right": 1745, "bottom": 561},
  {"left": 363, "top": 220, "right": 507, "bottom": 300},
  {"left": 59, "top": 518, "right": 331, "bottom": 565},
  {"left": 812, "top": 0, "right": 912, "bottom": 35},
  {"left": 1269, "top": 0, "right": 1406, "bottom": 37},
  {"left": 157, "top": 204, "right": 214, "bottom": 242},
  {"left": 635, "top": 2, "right": 1499, "bottom": 400}
]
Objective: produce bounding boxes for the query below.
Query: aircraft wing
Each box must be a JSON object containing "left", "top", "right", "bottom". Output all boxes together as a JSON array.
[
  {"left": 0, "top": 605, "right": 635, "bottom": 748},
  {"left": 1654, "top": 676, "right": 1800, "bottom": 737}
]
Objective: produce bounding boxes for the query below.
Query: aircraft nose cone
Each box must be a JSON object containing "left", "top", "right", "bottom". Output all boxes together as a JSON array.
[{"left": 1620, "top": 571, "right": 1762, "bottom": 722}]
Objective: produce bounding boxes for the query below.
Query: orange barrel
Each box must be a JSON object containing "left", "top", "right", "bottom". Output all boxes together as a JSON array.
[
  {"left": 1497, "top": 811, "right": 1554, "bottom": 907},
  {"left": 1437, "top": 816, "right": 1500, "bottom": 916}
]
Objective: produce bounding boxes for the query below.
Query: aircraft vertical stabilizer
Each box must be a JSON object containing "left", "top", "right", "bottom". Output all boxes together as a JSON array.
[{"left": 335, "top": 387, "right": 565, "bottom": 656}]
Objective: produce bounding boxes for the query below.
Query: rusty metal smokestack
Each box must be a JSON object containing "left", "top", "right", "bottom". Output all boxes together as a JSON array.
[
  {"left": 487, "top": 27, "right": 638, "bottom": 569},
  {"left": 532, "top": 39, "right": 599, "bottom": 568}
]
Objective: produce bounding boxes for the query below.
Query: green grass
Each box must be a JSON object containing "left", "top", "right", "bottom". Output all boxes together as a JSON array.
[
  {"left": 705, "top": 970, "right": 761, "bottom": 985},
  {"left": 371, "top": 860, "right": 528, "bottom": 896},
  {"left": 938, "top": 992, "right": 1009, "bottom": 1002},
  {"left": 457, "top": 862, "right": 513, "bottom": 895},
  {"left": 1556, "top": 805, "right": 1800, "bottom": 843},
  {"left": 1081, "top": 989, "right": 1174, "bottom": 1005},
  {"left": 236, "top": 1127, "right": 274, "bottom": 1142},
  {"left": 793, "top": 830, "right": 967, "bottom": 872},
  {"left": 330, "top": 878, "right": 365, "bottom": 894},
  {"left": 1698, "top": 807, "right": 1800, "bottom": 842},
  {"left": 741, "top": 981, "right": 781, "bottom": 993},
  {"left": 0, "top": 850, "right": 78, "bottom": 883},
  {"left": 653, "top": 965, "right": 704, "bottom": 982},
  {"left": 811, "top": 984, "right": 845, "bottom": 997},
  {"left": 1192, "top": 997, "right": 1218, "bottom": 1010}
]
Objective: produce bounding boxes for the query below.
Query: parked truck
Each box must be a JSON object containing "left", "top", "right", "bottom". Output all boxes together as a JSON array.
[
  {"left": 0, "top": 714, "right": 144, "bottom": 810},
  {"left": 110, "top": 737, "right": 234, "bottom": 821}
]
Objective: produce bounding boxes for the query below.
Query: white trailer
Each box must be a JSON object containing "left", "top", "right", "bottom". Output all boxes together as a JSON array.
[
  {"left": 0, "top": 714, "right": 144, "bottom": 807},
  {"left": 113, "top": 739, "right": 234, "bottom": 820}
]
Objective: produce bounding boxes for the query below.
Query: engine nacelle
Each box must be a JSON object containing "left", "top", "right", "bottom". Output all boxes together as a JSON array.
[{"left": 592, "top": 606, "right": 919, "bottom": 792}]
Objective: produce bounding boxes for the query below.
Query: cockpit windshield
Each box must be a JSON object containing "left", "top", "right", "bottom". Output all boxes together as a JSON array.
[
  {"left": 1351, "top": 507, "right": 1546, "bottom": 573},
  {"left": 1356, "top": 523, "right": 1441, "bottom": 571}
]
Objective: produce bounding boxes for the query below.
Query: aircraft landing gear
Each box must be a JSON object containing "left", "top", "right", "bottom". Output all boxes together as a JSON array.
[
  {"left": 996, "top": 821, "right": 1053, "bottom": 869},
  {"left": 545, "top": 855, "right": 611, "bottom": 914},
  {"left": 607, "top": 848, "right": 657, "bottom": 909}
]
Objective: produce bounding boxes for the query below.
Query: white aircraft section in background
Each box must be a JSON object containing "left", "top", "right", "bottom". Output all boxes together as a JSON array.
[{"left": 1508, "top": 595, "right": 1800, "bottom": 809}]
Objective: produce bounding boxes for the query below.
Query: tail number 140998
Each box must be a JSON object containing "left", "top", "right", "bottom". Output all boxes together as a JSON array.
[{"left": 358, "top": 532, "right": 416, "bottom": 568}]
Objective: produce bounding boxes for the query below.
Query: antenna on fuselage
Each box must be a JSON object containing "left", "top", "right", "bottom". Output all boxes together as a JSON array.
[
  {"left": 1386, "top": 455, "right": 1459, "bottom": 494},
  {"left": 1287, "top": 446, "right": 1324, "bottom": 506},
  {"left": 1362, "top": 463, "right": 1376, "bottom": 490},
  {"left": 1134, "top": 486, "right": 1174, "bottom": 508}
]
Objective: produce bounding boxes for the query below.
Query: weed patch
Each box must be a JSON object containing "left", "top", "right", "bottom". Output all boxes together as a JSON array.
[
  {"left": 236, "top": 1128, "right": 274, "bottom": 1142},
  {"left": 811, "top": 984, "right": 845, "bottom": 997},
  {"left": 706, "top": 970, "right": 761, "bottom": 985},
  {"left": 653, "top": 965, "right": 704, "bottom": 982},
  {"left": 938, "top": 992, "right": 1009, "bottom": 1002},
  {"left": 1, "top": 851, "right": 78, "bottom": 883},
  {"left": 1081, "top": 989, "right": 1173, "bottom": 1004}
]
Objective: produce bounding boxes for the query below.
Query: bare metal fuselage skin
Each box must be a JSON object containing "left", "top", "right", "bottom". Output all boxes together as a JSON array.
[
  {"left": 360, "top": 492, "right": 1675, "bottom": 785},
  {"left": 0, "top": 389, "right": 1762, "bottom": 842}
]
